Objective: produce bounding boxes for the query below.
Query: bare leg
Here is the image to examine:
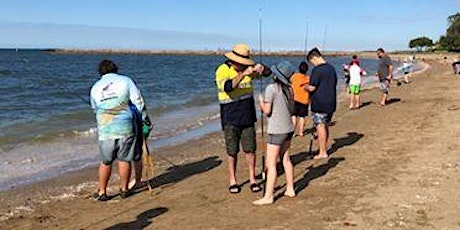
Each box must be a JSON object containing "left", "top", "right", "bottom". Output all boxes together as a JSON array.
[
  {"left": 281, "top": 141, "right": 295, "bottom": 197},
  {"left": 404, "top": 74, "right": 410, "bottom": 83},
  {"left": 98, "top": 163, "right": 112, "bottom": 194},
  {"left": 314, "top": 124, "right": 328, "bottom": 158},
  {"left": 292, "top": 116, "right": 297, "bottom": 134},
  {"left": 129, "top": 161, "right": 143, "bottom": 190},
  {"left": 380, "top": 93, "right": 388, "bottom": 106},
  {"left": 228, "top": 155, "right": 237, "bottom": 186},
  {"left": 298, "top": 117, "right": 305, "bottom": 136},
  {"left": 349, "top": 93, "right": 354, "bottom": 109},
  {"left": 253, "top": 144, "right": 280, "bottom": 205},
  {"left": 245, "top": 152, "right": 257, "bottom": 184},
  {"left": 356, "top": 94, "right": 361, "bottom": 108},
  {"left": 118, "top": 161, "right": 131, "bottom": 192}
]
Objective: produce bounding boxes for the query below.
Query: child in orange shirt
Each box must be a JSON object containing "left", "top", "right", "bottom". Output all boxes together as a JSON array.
[{"left": 291, "top": 62, "right": 310, "bottom": 136}]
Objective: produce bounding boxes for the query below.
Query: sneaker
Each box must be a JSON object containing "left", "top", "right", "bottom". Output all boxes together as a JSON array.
[{"left": 91, "top": 192, "right": 110, "bottom": 202}]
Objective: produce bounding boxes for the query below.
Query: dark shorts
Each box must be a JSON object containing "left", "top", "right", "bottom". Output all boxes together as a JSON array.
[
  {"left": 99, "top": 135, "right": 136, "bottom": 165},
  {"left": 312, "top": 112, "right": 333, "bottom": 127},
  {"left": 267, "top": 132, "right": 294, "bottom": 146},
  {"left": 294, "top": 101, "right": 308, "bottom": 117},
  {"left": 223, "top": 125, "right": 256, "bottom": 155}
]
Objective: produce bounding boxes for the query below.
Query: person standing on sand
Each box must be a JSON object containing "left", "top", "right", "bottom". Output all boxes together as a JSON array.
[
  {"left": 215, "top": 43, "right": 270, "bottom": 194},
  {"left": 253, "top": 61, "right": 296, "bottom": 205},
  {"left": 376, "top": 48, "right": 393, "bottom": 106},
  {"left": 348, "top": 60, "right": 365, "bottom": 109},
  {"left": 90, "top": 60, "right": 151, "bottom": 201},
  {"left": 306, "top": 48, "right": 337, "bottom": 159},
  {"left": 291, "top": 61, "right": 310, "bottom": 136}
]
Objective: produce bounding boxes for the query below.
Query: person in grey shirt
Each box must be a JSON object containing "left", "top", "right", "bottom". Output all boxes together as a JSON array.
[
  {"left": 376, "top": 48, "right": 393, "bottom": 106},
  {"left": 253, "top": 61, "right": 296, "bottom": 205}
]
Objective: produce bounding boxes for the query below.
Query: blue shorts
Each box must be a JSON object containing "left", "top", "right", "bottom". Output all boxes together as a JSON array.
[{"left": 99, "top": 135, "right": 137, "bottom": 165}]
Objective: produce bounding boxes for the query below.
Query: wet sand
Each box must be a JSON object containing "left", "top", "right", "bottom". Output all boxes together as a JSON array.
[{"left": 1, "top": 57, "right": 460, "bottom": 229}]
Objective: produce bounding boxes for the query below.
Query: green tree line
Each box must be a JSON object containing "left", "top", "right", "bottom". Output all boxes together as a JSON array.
[{"left": 409, "top": 12, "right": 460, "bottom": 52}]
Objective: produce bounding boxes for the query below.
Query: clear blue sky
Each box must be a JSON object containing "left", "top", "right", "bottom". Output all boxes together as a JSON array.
[{"left": 0, "top": 0, "right": 458, "bottom": 51}]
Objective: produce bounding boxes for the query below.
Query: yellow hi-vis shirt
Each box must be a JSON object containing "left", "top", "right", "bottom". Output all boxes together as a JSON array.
[{"left": 215, "top": 63, "right": 254, "bottom": 104}]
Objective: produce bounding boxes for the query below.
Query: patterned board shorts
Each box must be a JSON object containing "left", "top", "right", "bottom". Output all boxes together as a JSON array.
[
  {"left": 223, "top": 125, "right": 256, "bottom": 155},
  {"left": 379, "top": 79, "right": 390, "bottom": 93},
  {"left": 312, "top": 112, "right": 333, "bottom": 127}
]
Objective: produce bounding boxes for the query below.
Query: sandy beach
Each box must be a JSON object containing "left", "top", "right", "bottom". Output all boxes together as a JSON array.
[{"left": 1, "top": 56, "right": 460, "bottom": 229}]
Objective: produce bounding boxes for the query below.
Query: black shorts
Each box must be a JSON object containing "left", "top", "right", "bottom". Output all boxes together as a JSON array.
[{"left": 294, "top": 101, "right": 308, "bottom": 117}]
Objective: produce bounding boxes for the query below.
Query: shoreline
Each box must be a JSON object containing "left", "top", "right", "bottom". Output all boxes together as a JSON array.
[
  {"left": 0, "top": 55, "right": 427, "bottom": 192},
  {"left": 3, "top": 57, "right": 460, "bottom": 229},
  {"left": 1, "top": 56, "right": 430, "bottom": 209}
]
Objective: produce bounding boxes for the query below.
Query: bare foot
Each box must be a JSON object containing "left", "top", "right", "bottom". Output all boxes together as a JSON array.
[
  {"left": 253, "top": 196, "right": 274, "bottom": 205},
  {"left": 128, "top": 179, "right": 144, "bottom": 190},
  {"left": 284, "top": 190, "right": 296, "bottom": 198},
  {"left": 314, "top": 154, "right": 328, "bottom": 160}
]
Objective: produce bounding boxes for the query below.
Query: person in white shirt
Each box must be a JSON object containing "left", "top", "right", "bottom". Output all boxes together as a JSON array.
[{"left": 348, "top": 60, "right": 365, "bottom": 109}]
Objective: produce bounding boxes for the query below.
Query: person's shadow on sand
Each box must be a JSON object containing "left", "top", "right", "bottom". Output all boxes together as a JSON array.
[
  {"left": 270, "top": 132, "right": 362, "bottom": 194},
  {"left": 290, "top": 131, "right": 363, "bottom": 166},
  {"left": 131, "top": 156, "right": 221, "bottom": 194},
  {"left": 291, "top": 157, "right": 345, "bottom": 196},
  {"left": 385, "top": 98, "right": 401, "bottom": 105},
  {"left": 328, "top": 132, "right": 364, "bottom": 155},
  {"left": 103, "top": 207, "right": 168, "bottom": 230}
]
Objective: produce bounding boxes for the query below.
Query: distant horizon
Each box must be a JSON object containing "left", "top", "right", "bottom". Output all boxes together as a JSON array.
[{"left": 1, "top": 1, "right": 457, "bottom": 52}]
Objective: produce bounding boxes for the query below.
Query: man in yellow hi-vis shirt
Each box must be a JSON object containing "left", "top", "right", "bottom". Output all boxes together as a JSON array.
[{"left": 215, "top": 43, "right": 270, "bottom": 194}]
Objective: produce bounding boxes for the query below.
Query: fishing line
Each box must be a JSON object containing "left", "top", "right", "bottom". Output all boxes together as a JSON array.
[
  {"left": 21, "top": 55, "right": 179, "bottom": 169},
  {"left": 21, "top": 57, "right": 91, "bottom": 105}
]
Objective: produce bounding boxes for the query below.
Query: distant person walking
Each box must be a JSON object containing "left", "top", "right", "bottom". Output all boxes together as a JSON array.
[
  {"left": 215, "top": 43, "right": 269, "bottom": 194},
  {"left": 376, "top": 48, "right": 393, "bottom": 106},
  {"left": 306, "top": 48, "right": 337, "bottom": 159},
  {"left": 253, "top": 61, "right": 296, "bottom": 205},
  {"left": 452, "top": 56, "right": 460, "bottom": 74},
  {"left": 291, "top": 61, "right": 310, "bottom": 136},
  {"left": 402, "top": 58, "right": 412, "bottom": 84},
  {"left": 90, "top": 60, "right": 151, "bottom": 201}
]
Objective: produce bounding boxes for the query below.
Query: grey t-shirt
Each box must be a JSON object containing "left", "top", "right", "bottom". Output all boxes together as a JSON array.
[
  {"left": 377, "top": 55, "right": 392, "bottom": 80},
  {"left": 264, "top": 83, "right": 294, "bottom": 134}
]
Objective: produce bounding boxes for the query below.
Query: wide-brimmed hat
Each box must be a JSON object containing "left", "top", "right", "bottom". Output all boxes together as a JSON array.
[
  {"left": 271, "top": 61, "right": 294, "bottom": 86},
  {"left": 224, "top": 44, "right": 255, "bottom": 66}
]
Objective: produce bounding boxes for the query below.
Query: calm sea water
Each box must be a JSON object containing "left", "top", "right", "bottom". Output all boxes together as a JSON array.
[{"left": 0, "top": 49, "right": 412, "bottom": 191}]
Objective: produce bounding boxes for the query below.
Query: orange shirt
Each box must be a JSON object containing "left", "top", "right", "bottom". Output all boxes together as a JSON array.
[{"left": 291, "top": 72, "right": 310, "bottom": 104}]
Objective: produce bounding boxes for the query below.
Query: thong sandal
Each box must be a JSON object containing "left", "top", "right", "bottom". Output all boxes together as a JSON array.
[
  {"left": 250, "top": 183, "right": 262, "bottom": 193},
  {"left": 228, "top": 184, "right": 240, "bottom": 194}
]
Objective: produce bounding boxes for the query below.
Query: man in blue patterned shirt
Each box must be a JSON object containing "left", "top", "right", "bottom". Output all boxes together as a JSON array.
[{"left": 90, "top": 60, "right": 151, "bottom": 201}]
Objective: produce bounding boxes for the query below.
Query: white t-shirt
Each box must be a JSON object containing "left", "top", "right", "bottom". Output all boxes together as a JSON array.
[{"left": 349, "top": 64, "right": 361, "bottom": 85}]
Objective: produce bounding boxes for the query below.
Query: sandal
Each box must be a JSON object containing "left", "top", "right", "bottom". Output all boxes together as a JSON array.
[
  {"left": 119, "top": 189, "right": 132, "bottom": 199},
  {"left": 250, "top": 183, "right": 262, "bottom": 193},
  {"left": 91, "top": 192, "right": 110, "bottom": 202},
  {"left": 228, "top": 184, "right": 240, "bottom": 194}
]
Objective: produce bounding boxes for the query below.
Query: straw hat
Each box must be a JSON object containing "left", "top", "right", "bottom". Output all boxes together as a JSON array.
[
  {"left": 225, "top": 44, "right": 255, "bottom": 66},
  {"left": 271, "top": 61, "right": 294, "bottom": 86}
]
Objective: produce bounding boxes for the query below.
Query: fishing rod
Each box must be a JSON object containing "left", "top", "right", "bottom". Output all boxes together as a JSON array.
[
  {"left": 304, "top": 21, "right": 309, "bottom": 55},
  {"left": 258, "top": 7, "right": 267, "bottom": 195},
  {"left": 21, "top": 57, "right": 91, "bottom": 105}
]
